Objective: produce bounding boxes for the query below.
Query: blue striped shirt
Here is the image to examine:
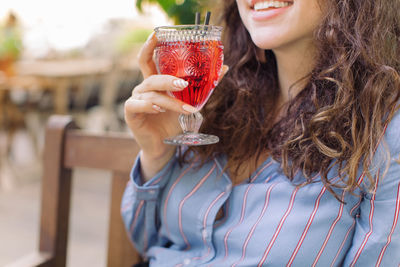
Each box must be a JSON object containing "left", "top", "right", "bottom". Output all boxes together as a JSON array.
[{"left": 121, "top": 110, "right": 400, "bottom": 266}]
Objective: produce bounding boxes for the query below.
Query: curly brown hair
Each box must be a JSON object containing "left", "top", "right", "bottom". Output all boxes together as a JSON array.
[{"left": 183, "top": 0, "right": 400, "bottom": 196}]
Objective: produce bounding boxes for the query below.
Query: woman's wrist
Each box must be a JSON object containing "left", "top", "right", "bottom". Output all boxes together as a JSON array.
[{"left": 139, "top": 148, "right": 176, "bottom": 182}]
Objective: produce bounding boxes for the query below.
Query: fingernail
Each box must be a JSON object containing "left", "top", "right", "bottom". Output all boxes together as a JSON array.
[
  {"left": 182, "top": 104, "right": 197, "bottom": 113},
  {"left": 152, "top": 105, "right": 166, "bottom": 112},
  {"left": 173, "top": 79, "right": 189, "bottom": 89},
  {"left": 146, "top": 32, "right": 156, "bottom": 43}
]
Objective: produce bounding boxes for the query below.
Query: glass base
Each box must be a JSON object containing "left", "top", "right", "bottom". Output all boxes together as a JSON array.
[{"left": 164, "top": 133, "right": 219, "bottom": 146}]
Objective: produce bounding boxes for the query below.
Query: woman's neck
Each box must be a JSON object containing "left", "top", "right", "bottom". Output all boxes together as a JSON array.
[{"left": 273, "top": 39, "right": 316, "bottom": 106}]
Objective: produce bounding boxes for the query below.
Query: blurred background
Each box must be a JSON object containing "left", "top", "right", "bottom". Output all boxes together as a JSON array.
[{"left": 0, "top": 0, "right": 210, "bottom": 265}]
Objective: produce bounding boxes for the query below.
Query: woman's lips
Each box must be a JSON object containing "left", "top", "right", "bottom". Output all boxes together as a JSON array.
[{"left": 250, "top": 1, "right": 293, "bottom": 21}]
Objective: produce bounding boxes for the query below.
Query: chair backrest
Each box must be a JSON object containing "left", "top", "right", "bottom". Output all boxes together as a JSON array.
[{"left": 9, "top": 115, "right": 142, "bottom": 267}]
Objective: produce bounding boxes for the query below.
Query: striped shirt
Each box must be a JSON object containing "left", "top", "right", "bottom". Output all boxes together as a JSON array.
[{"left": 121, "top": 110, "right": 400, "bottom": 267}]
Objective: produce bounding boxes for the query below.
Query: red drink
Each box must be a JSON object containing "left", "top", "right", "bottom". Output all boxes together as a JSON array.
[
  {"left": 154, "top": 25, "right": 223, "bottom": 146},
  {"left": 155, "top": 40, "right": 224, "bottom": 109}
]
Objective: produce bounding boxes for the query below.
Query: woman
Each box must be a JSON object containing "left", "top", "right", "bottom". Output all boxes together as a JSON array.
[{"left": 122, "top": 0, "right": 400, "bottom": 266}]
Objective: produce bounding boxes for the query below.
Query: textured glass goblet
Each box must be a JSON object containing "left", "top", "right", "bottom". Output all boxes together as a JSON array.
[{"left": 154, "top": 25, "right": 224, "bottom": 146}]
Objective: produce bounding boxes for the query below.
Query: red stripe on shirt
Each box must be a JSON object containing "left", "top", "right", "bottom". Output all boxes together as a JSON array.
[
  {"left": 312, "top": 190, "right": 346, "bottom": 266},
  {"left": 331, "top": 219, "right": 356, "bottom": 267},
  {"left": 130, "top": 200, "right": 144, "bottom": 234},
  {"left": 162, "top": 160, "right": 197, "bottom": 239},
  {"left": 330, "top": 195, "right": 363, "bottom": 267},
  {"left": 258, "top": 187, "right": 300, "bottom": 267},
  {"left": 213, "top": 161, "right": 272, "bottom": 231},
  {"left": 287, "top": 187, "right": 327, "bottom": 266},
  {"left": 231, "top": 182, "right": 278, "bottom": 267},
  {"left": 250, "top": 161, "right": 274, "bottom": 183},
  {"left": 350, "top": 173, "right": 380, "bottom": 266},
  {"left": 223, "top": 184, "right": 255, "bottom": 260},
  {"left": 375, "top": 182, "right": 400, "bottom": 267},
  {"left": 211, "top": 176, "right": 274, "bottom": 267},
  {"left": 191, "top": 191, "right": 226, "bottom": 262},
  {"left": 178, "top": 164, "right": 216, "bottom": 250}
]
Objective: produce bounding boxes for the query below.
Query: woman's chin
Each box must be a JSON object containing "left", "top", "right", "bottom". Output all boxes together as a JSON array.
[{"left": 250, "top": 34, "right": 283, "bottom": 51}]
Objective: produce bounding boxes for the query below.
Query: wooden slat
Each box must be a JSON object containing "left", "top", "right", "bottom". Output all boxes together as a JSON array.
[
  {"left": 107, "top": 172, "right": 142, "bottom": 267},
  {"left": 39, "top": 115, "right": 76, "bottom": 267},
  {"left": 64, "top": 130, "right": 140, "bottom": 173},
  {"left": 7, "top": 115, "right": 142, "bottom": 267}
]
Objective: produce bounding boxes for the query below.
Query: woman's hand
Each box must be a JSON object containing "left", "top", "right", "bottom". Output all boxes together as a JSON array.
[
  {"left": 124, "top": 33, "right": 196, "bottom": 180},
  {"left": 125, "top": 32, "right": 229, "bottom": 181}
]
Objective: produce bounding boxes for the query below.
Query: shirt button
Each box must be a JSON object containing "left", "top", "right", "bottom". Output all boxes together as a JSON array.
[
  {"left": 148, "top": 190, "right": 156, "bottom": 195},
  {"left": 183, "top": 258, "right": 191, "bottom": 265},
  {"left": 225, "top": 184, "right": 232, "bottom": 192}
]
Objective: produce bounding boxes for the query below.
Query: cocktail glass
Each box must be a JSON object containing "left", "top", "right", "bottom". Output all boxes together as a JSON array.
[{"left": 154, "top": 25, "right": 224, "bottom": 146}]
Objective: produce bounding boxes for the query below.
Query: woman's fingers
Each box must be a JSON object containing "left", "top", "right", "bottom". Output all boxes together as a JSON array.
[
  {"left": 128, "top": 57, "right": 229, "bottom": 119},
  {"left": 126, "top": 91, "right": 197, "bottom": 115},
  {"left": 138, "top": 32, "right": 158, "bottom": 78},
  {"left": 218, "top": 65, "right": 230, "bottom": 83},
  {"left": 124, "top": 98, "right": 159, "bottom": 116},
  {"left": 134, "top": 75, "right": 189, "bottom": 94},
  {"left": 134, "top": 65, "right": 228, "bottom": 95}
]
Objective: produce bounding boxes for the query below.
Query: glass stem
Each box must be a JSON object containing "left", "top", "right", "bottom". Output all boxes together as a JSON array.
[{"left": 179, "top": 112, "right": 203, "bottom": 134}]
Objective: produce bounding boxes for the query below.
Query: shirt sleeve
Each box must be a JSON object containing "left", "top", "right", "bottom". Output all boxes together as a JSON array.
[
  {"left": 343, "top": 111, "right": 400, "bottom": 267},
  {"left": 120, "top": 152, "right": 176, "bottom": 257}
]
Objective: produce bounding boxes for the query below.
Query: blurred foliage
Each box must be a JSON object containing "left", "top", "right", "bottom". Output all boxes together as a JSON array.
[
  {"left": 136, "top": 0, "right": 209, "bottom": 25},
  {"left": 116, "top": 28, "right": 153, "bottom": 54},
  {"left": 0, "top": 13, "right": 22, "bottom": 60},
  {"left": 0, "top": 30, "right": 22, "bottom": 59}
]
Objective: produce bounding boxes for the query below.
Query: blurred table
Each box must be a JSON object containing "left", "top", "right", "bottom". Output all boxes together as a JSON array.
[
  {"left": 15, "top": 59, "right": 113, "bottom": 114},
  {"left": 1, "top": 58, "right": 131, "bottom": 190}
]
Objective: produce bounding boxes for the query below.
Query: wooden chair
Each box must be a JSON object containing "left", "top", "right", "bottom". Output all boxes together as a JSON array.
[{"left": 7, "top": 115, "right": 142, "bottom": 267}]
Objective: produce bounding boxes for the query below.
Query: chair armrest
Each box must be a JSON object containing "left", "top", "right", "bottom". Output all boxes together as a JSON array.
[{"left": 5, "top": 252, "right": 53, "bottom": 267}]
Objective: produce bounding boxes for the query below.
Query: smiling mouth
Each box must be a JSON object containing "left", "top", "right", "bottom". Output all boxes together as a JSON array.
[{"left": 252, "top": 1, "right": 293, "bottom": 11}]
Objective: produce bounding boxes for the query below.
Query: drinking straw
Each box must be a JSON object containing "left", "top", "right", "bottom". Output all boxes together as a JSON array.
[
  {"left": 195, "top": 12, "right": 201, "bottom": 32},
  {"left": 195, "top": 12, "right": 201, "bottom": 25},
  {"left": 204, "top": 11, "right": 211, "bottom": 25},
  {"left": 204, "top": 11, "right": 211, "bottom": 30},
  {"left": 204, "top": 11, "right": 211, "bottom": 31}
]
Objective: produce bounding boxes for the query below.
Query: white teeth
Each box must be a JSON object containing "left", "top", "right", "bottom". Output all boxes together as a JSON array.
[{"left": 254, "top": 1, "right": 291, "bottom": 11}]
